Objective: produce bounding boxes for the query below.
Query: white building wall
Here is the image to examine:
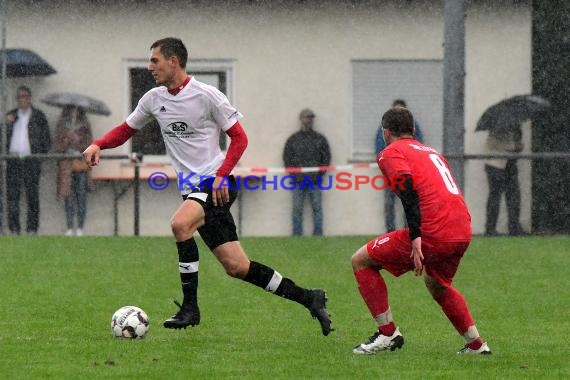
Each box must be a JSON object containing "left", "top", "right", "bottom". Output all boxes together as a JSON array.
[{"left": 3, "top": 0, "right": 531, "bottom": 236}]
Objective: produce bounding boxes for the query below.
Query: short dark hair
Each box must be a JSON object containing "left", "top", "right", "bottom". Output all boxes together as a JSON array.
[
  {"left": 392, "top": 99, "right": 407, "bottom": 108},
  {"left": 17, "top": 85, "right": 32, "bottom": 97},
  {"left": 381, "top": 106, "right": 414, "bottom": 136},
  {"left": 150, "top": 37, "right": 188, "bottom": 68}
]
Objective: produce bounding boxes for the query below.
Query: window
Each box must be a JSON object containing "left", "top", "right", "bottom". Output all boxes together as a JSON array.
[
  {"left": 126, "top": 59, "right": 236, "bottom": 160},
  {"left": 351, "top": 59, "right": 443, "bottom": 161}
]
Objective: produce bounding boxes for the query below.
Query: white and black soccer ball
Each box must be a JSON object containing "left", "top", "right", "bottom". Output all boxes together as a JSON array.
[{"left": 111, "top": 306, "right": 149, "bottom": 339}]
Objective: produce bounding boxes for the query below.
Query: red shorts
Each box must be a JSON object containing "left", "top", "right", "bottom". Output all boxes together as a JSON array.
[{"left": 366, "top": 229, "right": 470, "bottom": 287}]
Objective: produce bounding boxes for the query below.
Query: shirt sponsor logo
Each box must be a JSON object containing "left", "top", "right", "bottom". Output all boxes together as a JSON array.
[
  {"left": 165, "top": 121, "right": 194, "bottom": 138},
  {"left": 170, "top": 122, "right": 187, "bottom": 131}
]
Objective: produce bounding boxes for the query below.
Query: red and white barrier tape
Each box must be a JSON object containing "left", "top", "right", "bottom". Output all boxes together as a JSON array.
[
  {"left": 131, "top": 161, "right": 377, "bottom": 174},
  {"left": 234, "top": 162, "right": 375, "bottom": 175}
]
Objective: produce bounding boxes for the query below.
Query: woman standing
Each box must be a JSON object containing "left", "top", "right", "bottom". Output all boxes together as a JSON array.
[{"left": 55, "top": 106, "right": 92, "bottom": 236}]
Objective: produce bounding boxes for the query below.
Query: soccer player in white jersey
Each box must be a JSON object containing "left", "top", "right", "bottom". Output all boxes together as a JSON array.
[{"left": 83, "top": 37, "right": 332, "bottom": 336}]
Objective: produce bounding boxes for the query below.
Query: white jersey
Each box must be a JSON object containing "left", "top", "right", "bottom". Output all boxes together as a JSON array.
[{"left": 126, "top": 77, "right": 242, "bottom": 194}]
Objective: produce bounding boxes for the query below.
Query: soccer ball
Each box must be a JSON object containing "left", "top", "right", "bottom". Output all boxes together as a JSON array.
[{"left": 111, "top": 306, "right": 149, "bottom": 339}]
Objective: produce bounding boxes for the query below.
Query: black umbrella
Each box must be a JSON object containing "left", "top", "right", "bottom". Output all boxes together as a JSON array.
[
  {"left": 476, "top": 95, "right": 551, "bottom": 132},
  {"left": 0, "top": 48, "right": 57, "bottom": 77}
]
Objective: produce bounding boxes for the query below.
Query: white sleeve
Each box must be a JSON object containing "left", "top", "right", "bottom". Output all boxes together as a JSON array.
[
  {"left": 126, "top": 91, "right": 154, "bottom": 130},
  {"left": 209, "top": 89, "right": 242, "bottom": 131}
]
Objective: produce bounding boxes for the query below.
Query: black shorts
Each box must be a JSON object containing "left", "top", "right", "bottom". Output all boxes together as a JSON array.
[{"left": 182, "top": 175, "right": 239, "bottom": 251}]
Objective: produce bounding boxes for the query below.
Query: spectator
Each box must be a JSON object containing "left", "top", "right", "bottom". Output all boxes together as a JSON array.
[
  {"left": 55, "top": 106, "right": 93, "bottom": 237},
  {"left": 5, "top": 86, "right": 51, "bottom": 235},
  {"left": 484, "top": 127, "right": 528, "bottom": 236},
  {"left": 375, "top": 99, "right": 424, "bottom": 232},
  {"left": 283, "top": 108, "right": 331, "bottom": 236}
]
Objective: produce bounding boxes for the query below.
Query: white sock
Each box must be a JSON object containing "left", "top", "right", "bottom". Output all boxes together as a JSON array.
[{"left": 463, "top": 325, "right": 480, "bottom": 343}]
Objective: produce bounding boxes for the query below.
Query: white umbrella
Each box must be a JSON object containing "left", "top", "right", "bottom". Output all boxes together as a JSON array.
[{"left": 42, "top": 92, "right": 111, "bottom": 116}]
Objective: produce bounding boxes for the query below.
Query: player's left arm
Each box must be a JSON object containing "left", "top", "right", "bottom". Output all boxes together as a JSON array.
[
  {"left": 212, "top": 121, "right": 248, "bottom": 206},
  {"left": 399, "top": 173, "right": 424, "bottom": 275}
]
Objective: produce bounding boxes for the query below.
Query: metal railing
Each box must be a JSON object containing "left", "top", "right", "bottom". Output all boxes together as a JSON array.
[{"left": 1, "top": 151, "right": 569, "bottom": 236}]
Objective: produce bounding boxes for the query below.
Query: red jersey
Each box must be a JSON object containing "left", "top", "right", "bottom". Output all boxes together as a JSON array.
[{"left": 377, "top": 138, "right": 472, "bottom": 242}]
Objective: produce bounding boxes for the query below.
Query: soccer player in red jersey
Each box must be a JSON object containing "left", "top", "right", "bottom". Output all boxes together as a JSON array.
[
  {"left": 351, "top": 106, "right": 491, "bottom": 354},
  {"left": 83, "top": 37, "right": 332, "bottom": 336}
]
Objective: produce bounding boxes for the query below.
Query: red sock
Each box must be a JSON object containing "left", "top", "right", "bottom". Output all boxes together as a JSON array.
[
  {"left": 379, "top": 322, "right": 396, "bottom": 336},
  {"left": 467, "top": 337, "right": 484, "bottom": 350},
  {"left": 354, "top": 268, "right": 390, "bottom": 318},
  {"left": 434, "top": 287, "right": 475, "bottom": 335}
]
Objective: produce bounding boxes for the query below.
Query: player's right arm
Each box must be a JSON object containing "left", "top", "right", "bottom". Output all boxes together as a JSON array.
[
  {"left": 84, "top": 90, "right": 154, "bottom": 168},
  {"left": 398, "top": 173, "right": 424, "bottom": 275},
  {"left": 410, "top": 237, "right": 424, "bottom": 276},
  {"left": 83, "top": 122, "right": 137, "bottom": 168}
]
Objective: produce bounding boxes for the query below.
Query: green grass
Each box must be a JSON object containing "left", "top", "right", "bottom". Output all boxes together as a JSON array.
[{"left": 0, "top": 235, "right": 569, "bottom": 379}]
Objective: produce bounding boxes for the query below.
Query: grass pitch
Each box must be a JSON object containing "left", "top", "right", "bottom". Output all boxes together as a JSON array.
[{"left": 0, "top": 235, "right": 569, "bottom": 379}]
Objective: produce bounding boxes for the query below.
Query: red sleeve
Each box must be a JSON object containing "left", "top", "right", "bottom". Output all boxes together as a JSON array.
[
  {"left": 92, "top": 122, "right": 137, "bottom": 150},
  {"left": 378, "top": 148, "right": 411, "bottom": 179},
  {"left": 216, "top": 121, "right": 248, "bottom": 177}
]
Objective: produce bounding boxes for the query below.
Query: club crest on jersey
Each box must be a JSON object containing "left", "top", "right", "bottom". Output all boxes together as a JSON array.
[{"left": 165, "top": 121, "right": 194, "bottom": 138}]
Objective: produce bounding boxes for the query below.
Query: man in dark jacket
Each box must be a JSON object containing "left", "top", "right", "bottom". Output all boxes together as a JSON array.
[
  {"left": 283, "top": 108, "right": 331, "bottom": 236},
  {"left": 5, "top": 85, "right": 51, "bottom": 234}
]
